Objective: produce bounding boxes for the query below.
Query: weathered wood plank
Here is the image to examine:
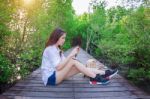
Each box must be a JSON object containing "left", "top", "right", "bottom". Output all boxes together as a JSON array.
[
  {"left": 9, "top": 87, "right": 73, "bottom": 92},
  {"left": 3, "top": 91, "right": 74, "bottom": 98},
  {"left": 14, "top": 83, "right": 73, "bottom": 87},
  {"left": 8, "top": 86, "right": 135, "bottom": 92},
  {"left": 79, "top": 97, "right": 138, "bottom": 99},
  {"left": 74, "top": 91, "right": 134, "bottom": 97},
  {"left": 24, "top": 77, "right": 127, "bottom": 83},
  {"left": 5, "top": 96, "right": 73, "bottom": 99},
  {"left": 16, "top": 79, "right": 128, "bottom": 85},
  {"left": 11, "top": 83, "right": 129, "bottom": 88}
]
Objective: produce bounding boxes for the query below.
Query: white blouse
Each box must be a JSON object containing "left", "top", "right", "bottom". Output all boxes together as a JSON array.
[{"left": 41, "top": 45, "right": 66, "bottom": 85}]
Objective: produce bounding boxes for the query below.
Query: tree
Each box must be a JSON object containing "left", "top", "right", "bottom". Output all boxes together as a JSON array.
[{"left": 0, "top": 0, "right": 13, "bottom": 48}]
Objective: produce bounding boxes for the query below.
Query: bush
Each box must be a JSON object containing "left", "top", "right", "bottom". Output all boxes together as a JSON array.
[
  {"left": 17, "top": 46, "right": 42, "bottom": 74},
  {"left": 0, "top": 53, "right": 15, "bottom": 83},
  {"left": 128, "top": 68, "right": 150, "bottom": 84}
]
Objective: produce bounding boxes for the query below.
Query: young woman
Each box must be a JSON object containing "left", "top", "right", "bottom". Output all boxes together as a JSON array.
[{"left": 41, "top": 28, "right": 118, "bottom": 86}]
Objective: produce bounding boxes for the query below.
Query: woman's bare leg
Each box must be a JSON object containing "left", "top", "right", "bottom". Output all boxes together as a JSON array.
[
  {"left": 65, "top": 66, "right": 105, "bottom": 79},
  {"left": 56, "top": 59, "right": 96, "bottom": 84},
  {"left": 64, "top": 66, "right": 80, "bottom": 79},
  {"left": 56, "top": 59, "right": 105, "bottom": 84},
  {"left": 87, "top": 68, "right": 105, "bottom": 75}
]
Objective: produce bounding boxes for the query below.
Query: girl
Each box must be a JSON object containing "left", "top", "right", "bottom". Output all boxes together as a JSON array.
[{"left": 41, "top": 28, "right": 117, "bottom": 86}]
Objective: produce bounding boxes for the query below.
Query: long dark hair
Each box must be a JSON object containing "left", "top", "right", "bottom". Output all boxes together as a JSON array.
[
  {"left": 46, "top": 28, "right": 65, "bottom": 48},
  {"left": 45, "top": 28, "right": 65, "bottom": 57}
]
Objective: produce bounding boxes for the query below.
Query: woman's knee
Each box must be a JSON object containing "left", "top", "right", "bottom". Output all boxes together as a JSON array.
[
  {"left": 68, "top": 59, "right": 76, "bottom": 65},
  {"left": 66, "top": 59, "right": 81, "bottom": 69},
  {"left": 71, "top": 66, "right": 78, "bottom": 71}
]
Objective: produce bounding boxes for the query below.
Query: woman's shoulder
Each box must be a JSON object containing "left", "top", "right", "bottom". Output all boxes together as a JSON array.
[
  {"left": 45, "top": 45, "right": 53, "bottom": 50},
  {"left": 43, "top": 46, "right": 54, "bottom": 55}
]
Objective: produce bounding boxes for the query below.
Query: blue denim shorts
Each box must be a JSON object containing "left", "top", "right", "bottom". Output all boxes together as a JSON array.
[{"left": 47, "top": 71, "right": 56, "bottom": 86}]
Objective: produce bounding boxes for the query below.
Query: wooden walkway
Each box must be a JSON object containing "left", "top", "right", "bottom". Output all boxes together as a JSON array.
[{"left": 1, "top": 48, "right": 150, "bottom": 99}]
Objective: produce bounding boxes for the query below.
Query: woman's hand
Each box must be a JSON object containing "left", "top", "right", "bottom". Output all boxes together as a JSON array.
[
  {"left": 68, "top": 46, "right": 80, "bottom": 58},
  {"left": 56, "top": 46, "right": 80, "bottom": 70}
]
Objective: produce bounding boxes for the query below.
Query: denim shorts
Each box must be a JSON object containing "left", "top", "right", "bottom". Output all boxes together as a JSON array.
[{"left": 47, "top": 71, "right": 56, "bottom": 86}]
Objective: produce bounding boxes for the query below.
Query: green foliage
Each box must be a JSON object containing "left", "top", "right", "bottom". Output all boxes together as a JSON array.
[
  {"left": 107, "top": 6, "right": 131, "bottom": 23},
  {"left": 72, "top": 14, "right": 89, "bottom": 49},
  {"left": 20, "top": 47, "right": 42, "bottom": 70},
  {"left": 125, "top": 7, "right": 150, "bottom": 68},
  {"left": 0, "top": 0, "right": 44, "bottom": 86},
  {"left": 95, "top": 48, "right": 103, "bottom": 58},
  {"left": 0, "top": 54, "right": 14, "bottom": 83},
  {"left": 99, "top": 19, "right": 134, "bottom": 64},
  {"left": 127, "top": 68, "right": 148, "bottom": 84},
  {"left": 90, "top": 3, "right": 106, "bottom": 45},
  {"left": 0, "top": 0, "right": 13, "bottom": 47}
]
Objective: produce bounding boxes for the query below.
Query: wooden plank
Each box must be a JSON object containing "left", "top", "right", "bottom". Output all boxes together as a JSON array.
[
  {"left": 79, "top": 96, "right": 138, "bottom": 99},
  {"left": 14, "top": 83, "right": 73, "bottom": 87},
  {"left": 3, "top": 91, "right": 74, "bottom": 98},
  {"left": 17, "top": 79, "right": 128, "bottom": 85},
  {"left": 16, "top": 79, "right": 125, "bottom": 84},
  {"left": 73, "top": 83, "right": 130, "bottom": 88},
  {"left": 74, "top": 87, "right": 135, "bottom": 92},
  {"left": 5, "top": 96, "right": 73, "bottom": 99},
  {"left": 13, "top": 82, "right": 127, "bottom": 88},
  {"left": 9, "top": 87, "right": 73, "bottom": 92},
  {"left": 13, "top": 81, "right": 135, "bottom": 89},
  {"left": 8, "top": 86, "right": 137, "bottom": 92},
  {"left": 24, "top": 78, "right": 128, "bottom": 84},
  {"left": 74, "top": 91, "right": 134, "bottom": 97}
]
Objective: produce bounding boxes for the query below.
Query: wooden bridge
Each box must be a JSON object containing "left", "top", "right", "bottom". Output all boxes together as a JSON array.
[{"left": 1, "top": 48, "right": 150, "bottom": 99}]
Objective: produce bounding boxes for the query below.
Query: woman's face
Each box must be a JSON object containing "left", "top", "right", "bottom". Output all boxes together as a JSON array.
[{"left": 57, "top": 33, "right": 66, "bottom": 46}]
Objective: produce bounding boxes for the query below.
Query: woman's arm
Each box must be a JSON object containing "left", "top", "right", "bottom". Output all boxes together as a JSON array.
[
  {"left": 56, "top": 55, "right": 72, "bottom": 70},
  {"left": 56, "top": 46, "right": 80, "bottom": 71}
]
